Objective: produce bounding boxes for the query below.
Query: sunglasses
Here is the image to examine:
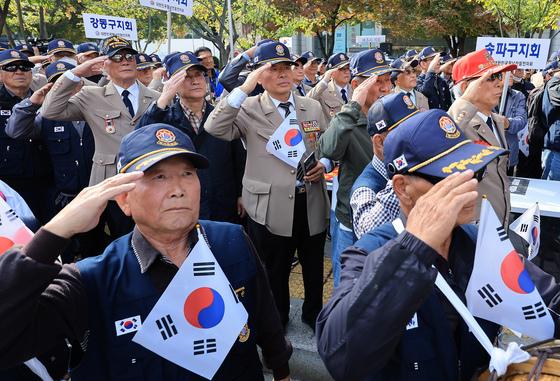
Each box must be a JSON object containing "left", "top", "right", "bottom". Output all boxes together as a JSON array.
[
  {"left": 2, "top": 64, "right": 32, "bottom": 72},
  {"left": 487, "top": 72, "right": 503, "bottom": 82},
  {"left": 411, "top": 167, "right": 488, "bottom": 185},
  {"left": 110, "top": 53, "right": 135, "bottom": 63}
]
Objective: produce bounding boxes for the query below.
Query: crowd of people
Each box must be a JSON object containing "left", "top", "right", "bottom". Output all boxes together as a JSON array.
[{"left": 0, "top": 33, "right": 558, "bottom": 380}]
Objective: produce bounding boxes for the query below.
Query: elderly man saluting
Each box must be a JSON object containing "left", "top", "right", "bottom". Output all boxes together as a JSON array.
[{"left": 0, "top": 124, "right": 292, "bottom": 381}]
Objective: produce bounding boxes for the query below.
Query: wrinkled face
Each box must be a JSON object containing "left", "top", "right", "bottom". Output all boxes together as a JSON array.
[
  {"left": 464, "top": 72, "right": 505, "bottom": 109},
  {"left": 353, "top": 72, "right": 392, "bottom": 107},
  {"left": 137, "top": 67, "right": 154, "bottom": 86},
  {"left": 105, "top": 49, "right": 137, "bottom": 82},
  {"left": 304, "top": 60, "right": 319, "bottom": 78},
  {"left": 177, "top": 67, "right": 207, "bottom": 100},
  {"left": 395, "top": 68, "right": 417, "bottom": 90},
  {"left": 118, "top": 156, "right": 200, "bottom": 235},
  {"left": 259, "top": 62, "right": 294, "bottom": 96},
  {"left": 332, "top": 65, "right": 351, "bottom": 86},
  {"left": 292, "top": 61, "right": 305, "bottom": 82},
  {"left": 1, "top": 62, "right": 32, "bottom": 90},
  {"left": 196, "top": 50, "right": 214, "bottom": 70}
]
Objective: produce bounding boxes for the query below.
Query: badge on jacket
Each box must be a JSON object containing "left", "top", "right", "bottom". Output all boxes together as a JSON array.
[
  {"left": 301, "top": 120, "right": 320, "bottom": 133},
  {"left": 0, "top": 110, "right": 11, "bottom": 116},
  {"left": 406, "top": 313, "right": 419, "bottom": 330},
  {"left": 105, "top": 117, "right": 116, "bottom": 134},
  {"left": 54, "top": 126, "right": 65, "bottom": 133}
]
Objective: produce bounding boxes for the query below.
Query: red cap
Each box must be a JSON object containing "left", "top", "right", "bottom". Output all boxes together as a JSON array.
[{"left": 452, "top": 48, "right": 517, "bottom": 84}]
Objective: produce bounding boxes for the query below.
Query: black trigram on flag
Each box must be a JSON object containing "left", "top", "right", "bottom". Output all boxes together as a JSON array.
[
  {"left": 477, "top": 284, "right": 503, "bottom": 308},
  {"left": 156, "top": 314, "right": 178, "bottom": 340},
  {"left": 289, "top": 119, "right": 298, "bottom": 125},
  {"left": 522, "top": 302, "right": 547, "bottom": 320},
  {"left": 534, "top": 215, "right": 540, "bottom": 223},
  {"left": 5, "top": 209, "right": 17, "bottom": 222},
  {"left": 287, "top": 150, "right": 298, "bottom": 158},
  {"left": 497, "top": 226, "right": 508, "bottom": 241},
  {"left": 520, "top": 223, "right": 529, "bottom": 233},
  {"left": 229, "top": 284, "right": 240, "bottom": 304},
  {"left": 193, "top": 261, "right": 215, "bottom": 277},
  {"left": 193, "top": 338, "right": 217, "bottom": 355},
  {"left": 272, "top": 140, "right": 281, "bottom": 150}
]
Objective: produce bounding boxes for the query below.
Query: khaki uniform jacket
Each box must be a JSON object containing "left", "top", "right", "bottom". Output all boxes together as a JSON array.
[
  {"left": 307, "top": 80, "right": 352, "bottom": 123},
  {"left": 394, "top": 87, "right": 430, "bottom": 112},
  {"left": 205, "top": 91, "right": 330, "bottom": 237},
  {"left": 41, "top": 76, "right": 160, "bottom": 185},
  {"left": 448, "top": 98, "right": 511, "bottom": 226},
  {"left": 292, "top": 82, "right": 312, "bottom": 97}
]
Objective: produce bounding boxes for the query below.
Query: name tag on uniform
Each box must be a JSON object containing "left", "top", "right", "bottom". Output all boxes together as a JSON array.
[
  {"left": 54, "top": 126, "right": 65, "bottom": 133},
  {"left": 0, "top": 110, "right": 11, "bottom": 116},
  {"left": 406, "top": 313, "right": 419, "bottom": 330},
  {"left": 301, "top": 120, "right": 320, "bottom": 133}
]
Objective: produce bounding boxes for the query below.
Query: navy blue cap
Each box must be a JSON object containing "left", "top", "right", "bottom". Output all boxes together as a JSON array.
[
  {"left": 404, "top": 49, "right": 418, "bottom": 61},
  {"left": 15, "top": 44, "right": 33, "bottom": 55},
  {"left": 0, "top": 42, "right": 9, "bottom": 51},
  {"left": 300, "top": 51, "right": 322, "bottom": 63},
  {"left": 257, "top": 39, "right": 275, "bottom": 47},
  {"left": 326, "top": 52, "right": 350, "bottom": 70},
  {"left": 0, "top": 49, "right": 33, "bottom": 67},
  {"left": 135, "top": 53, "right": 154, "bottom": 69},
  {"left": 441, "top": 53, "right": 457, "bottom": 65},
  {"left": 418, "top": 46, "right": 446, "bottom": 61},
  {"left": 350, "top": 49, "right": 396, "bottom": 77},
  {"left": 118, "top": 123, "right": 209, "bottom": 173},
  {"left": 100, "top": 36, "right": 137, "bottom": 57},
  {"left": 150, "top": 53, "right": 162, "bottom": 65},
  {"left": 253, "top": 42, "right": 294, "bottom": 66},
  {"left": 164, "top": 51, "right": 206, "bottom": 78},
  {"left": 383, "top": 109, "right": 507, "bottom": 178},
  {"left": 391, "top": 57, "right": 418, "bottom": 70},
  {"left": 291, "top": 54, "right": 307, "bottom": 65},
  {"left": 45, "top": 61, "right": 75, "bottom": 82},
  {"left": 47, "top": 39, "right": 75, "bottom": 55},
  {"left": 367, "top": 93, "right": 419, "bottom": 136},
  {"left": 77, "top": 42, "right": 98, "bottom": 54}
]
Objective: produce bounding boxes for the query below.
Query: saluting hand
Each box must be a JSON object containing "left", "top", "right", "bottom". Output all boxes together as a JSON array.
[
  {"left": 239, "top": 63, "right": 271, "bottom": 95},
  {"left": 157, "top": 71, "right": 186, "bottom": 109},
  {"left": 29, "top": 83, "right": 53, "bottom": 105},
  {"left": 461, "top": 70, "right": 492, "bottom": 111},
  {"left": 44, "top": 172, "right": 143, "bottom": 239},
  {"left": 405, "top": 170, "right": 478, "bottom": 259},
  {"left": 427, "top": 53, "right": 441, "bottom": 73},
  {"left": 321, "top": 68, "right": 337, "bottom": 83},
  {"left": 72, "top": 55, "right": 107, "bottom": 78},
  {"left": 351, "top": 74, "right": 378, "bottom": 113}
]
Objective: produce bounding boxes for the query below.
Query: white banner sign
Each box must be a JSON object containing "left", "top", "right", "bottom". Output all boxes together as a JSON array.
[
  {"left": 82, "top": 13, "right": 138, "bottom": 41},
  {"left": 356, "top": 35, "right": 386, "bottom": 45},
  {"left": 475, "top": 37, "right": 551, "bottom": 70},
  {"left": 139, "top": 0, "right": 194, "bottom": 16}
]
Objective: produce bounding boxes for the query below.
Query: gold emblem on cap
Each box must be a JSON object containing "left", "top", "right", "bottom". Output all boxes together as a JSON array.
[
  {"left": 56, "top": 62, "right": 66, "bottom": 70},
  {"left": 10, "top": 51, "right": 19, "bottom": 58},
  {"left": 374, "top": 51, "right": 384, "bottom": 64},
  {"left": 439, "top": 116, "right": 460, "bottom": 139},
  {"left": 402, "top": 95, "right": 415, "bottom": 109},
  {"left": 238, "top": 323, "right": 250, "bottom": 343},
  {"left": 339, "top": 54, "right": 345, "bottom": 61},
  {"left": 139, "top": 55, "right": 146, "bottom": 62},
  {"left": 156, "top": 128, "right": 179, "bottom": 146},
  {"left": 179, "top": 54, "right": 190, "bottom": 64},
  {"left": 275, "top": 44, "right": 285, "bottom": 56},
  {"left": 58, "top": 40, "right": 65, "bottom": 48}
]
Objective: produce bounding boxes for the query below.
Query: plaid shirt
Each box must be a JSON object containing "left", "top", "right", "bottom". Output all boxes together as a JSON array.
[
  {"left": 350, "top": 157, "right": 400, "bottom": 239},
  {"left": 181, "top": 101, "right": 207, "bottom": 134}
]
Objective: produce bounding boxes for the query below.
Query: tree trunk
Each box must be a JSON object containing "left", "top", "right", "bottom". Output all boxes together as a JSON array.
[
  {"left": 0, "top": 0, "right": 12, "bottom": 38},
  {"left": 39, "top": 6, "right": 47, "bottom": 39},
  {"left": 14, "top": 0, "right": 24, "bottom": 41}
]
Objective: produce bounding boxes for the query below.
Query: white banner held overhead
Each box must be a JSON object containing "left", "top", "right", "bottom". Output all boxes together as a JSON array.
[
  {"left": 139, "top": 0, "right": 194, "bottom": 16},
  {"left": 475, "top": 37, "right": 551, "bottom": 70},
  {"left": 82, "top": 13, "right": 138, "bottom": 41}
]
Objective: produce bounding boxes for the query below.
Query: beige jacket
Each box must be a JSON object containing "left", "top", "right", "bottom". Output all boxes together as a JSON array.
[
  {"left": 41, "top": 76, "right": 160, "bottom": 185},
  {"left": 448, "top": 98, "right": 511, "bottom": 226},
  {"left": 307, "top": 80, "right": 352, "bottom": 123},
  {"left": 394, "top": 87, "right": 430, "bottom": 112},
  {"left": 205, "top": 91, "right": 330, "bottom": 237}
]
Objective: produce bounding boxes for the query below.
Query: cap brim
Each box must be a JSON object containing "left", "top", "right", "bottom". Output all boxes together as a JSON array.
[
  {"left": 256, "top": 58, "right": 295, "bottom": 66},
  {"left": 357, "top": 65, "right": 400, "bottom": 77},
  {"left": 330, "top": 61, "right": 350, "bottom": 70},
  {"left": 462, "top": 63, "right": 518, "bottom": 83},
  {"left": 107, "top": 47, "right": 138, "bottom": 57},
  {"left": 295, "top": 57, "right": 308, "bottom": 65},
  {"left": 0, "top": 59, "right": 34, "bottom": 67},
  {"left": 47, "top": 72, "right": 65, "bottom": 83},
  {"left": 120, "top": 149, "right": 209, "bottom": 174},
  {"left": 137, "top": 62, "right": 155, "bottom": 69},
  {"left": 413, "top": 141, "right": 507, "bottom": 178},
  {"left": 169, "top": 63, "right": 207, "bottom": 78},
  {"left": 48, "top": 48, "right": 76, "bottom": 55}
]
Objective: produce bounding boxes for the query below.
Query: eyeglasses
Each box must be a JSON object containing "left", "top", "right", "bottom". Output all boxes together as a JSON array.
[
  {"left": 487, "top": 72, "right": 503, "bottom": 82},
  {"left": 185, "top": 70, "right": 205, "bottom": 81},
  {"left": 1, "top": 64, "right": 32, "bottom": 72},
  {"left": 110, "top": 53, "right": 135, "bottom": 63}
]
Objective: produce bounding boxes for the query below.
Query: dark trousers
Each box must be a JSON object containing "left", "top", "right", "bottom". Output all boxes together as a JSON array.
[
  {"left": 247, "top": 192, "right": 325, "bottom": 326},
  {"left": 102, "top": 200, "right": 135, "bottom": 241}
]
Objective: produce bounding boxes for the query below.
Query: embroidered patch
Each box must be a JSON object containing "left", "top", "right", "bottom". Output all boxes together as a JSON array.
[
  {"left": 301, "top": 120, "right": 320, "bottom": 133},
  {"left": 402, "top": 95, "right": 415, "bottom": 110},
  {"left": 155, "top": 128, "right": 178, "bottom": 146},
  {"left": 393, "top": 154, "right": 408, "bottom": 171},
  {"left": 54, "top": 126, "right": 65, "bottom": 133},
  {"left": 0, "top": 110, "right": 11, "bottom": 116},
  {"left": 374, "top": 51, "right": 384, "bottom": 64},
  {"left": 439, "top": 116, "right": 460, "bottom": 139},
  {"left": 375, "top": 120, "right": 387, "bottom": 130},
  {"left": 275, "top": 44, "right": 285, "bottom": 56},
  {"left": 115, "top": 315, "right": 142, "bottom": 336},
  {"left": 238, "top": 323, "right": 250, "bottom": 342}
]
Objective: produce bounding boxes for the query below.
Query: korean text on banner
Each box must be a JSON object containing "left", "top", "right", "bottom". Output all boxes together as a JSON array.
[
  {"left": 139, "top": 0, "right": 194, "bottom": 16},
  {"left": 475, "top": 37, "right": 551, "bottom": 70},
  {"left": 82, "top": 13, "right": 138, "bottom": 41}
]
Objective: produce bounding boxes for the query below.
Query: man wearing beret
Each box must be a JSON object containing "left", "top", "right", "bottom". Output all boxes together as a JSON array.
[
  {"left": 318, "top": 48, "right": 397, "bottom": 286},
  {"left": 448, "top": 48, "right": 516, "bottom": 226},
  {"left": 206, "top": 41, "right": 330, "bottom": 329},
  {"left": 41, "top": 35, "right": 160, "bottom": 240},
  {"left": 0, "top": 124, "right": 292, "bottom": 381},
  {"left": 138, "top": 52, "right": 246, "bottom": 225},
  {"left": 307, "top": 52, "right": 352, "bottom": 123}
]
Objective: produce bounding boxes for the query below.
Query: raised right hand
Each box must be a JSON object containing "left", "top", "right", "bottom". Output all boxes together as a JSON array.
[
  {"left": 44, "top": 172, "right": 143, "bottom": 239},
  {"left": 239, "top": 63, "right": 271, "bottom": 95},
  {"left": 461, "top": 70, "right": 492, "bottom": 110},
  {"left": 157, "top": 71, "right": 186, "bottom": 109},
  {"left": 405, "top": 170, "right": 478, "bottom": 259},
  {"left": 72, "top": 55, "right": 107, "bottom": 78},
  {"left": 29, "top": 83, "right": 53, "bottom": 105},
  {"left": 427, "top": 53, "right": 441, "bottom": 73}
]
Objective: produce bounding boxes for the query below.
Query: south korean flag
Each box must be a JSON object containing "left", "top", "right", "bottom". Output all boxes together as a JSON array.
[
  {"left": 510, "top": 203, "right": 541, "bottom": 260},
  {"left": 133, "top": 226, "right": 248, "bottom": 380},
  {"left": 265, "top": 117, "right": 307, "bottom": 168},
  {"left": 0, "top": 197, "right": 33, "bottom": 255}
]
